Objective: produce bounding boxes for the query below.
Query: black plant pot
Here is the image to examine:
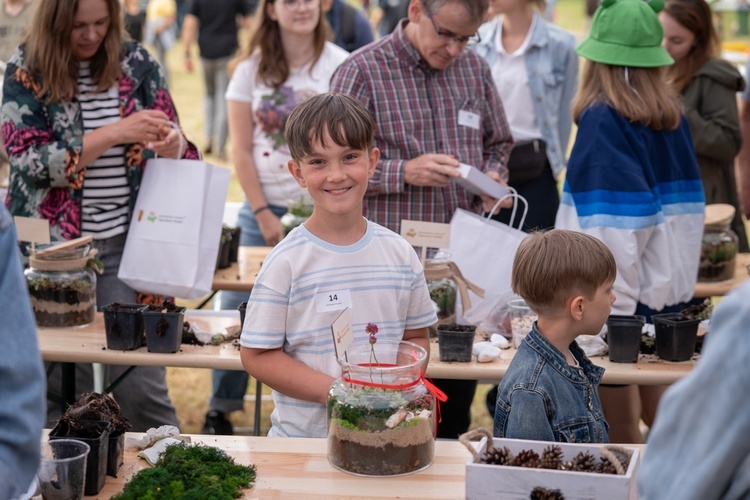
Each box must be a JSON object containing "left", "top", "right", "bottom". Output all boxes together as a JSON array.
[
  {"left": 227, "top": 226, "right": 242, "bottom": 263},
  {"left": 216, "top": 232, "right": 232, "bottom": 270},
  {"left": 143, "top": 305, "right": 186, "bottom": 353},
  {"left": 653, "top": 313, "right": 700, "bottom": 362},
  {"left": 238, "top": 301, "right": 247, "bottom": 329},
  {"left": 606, "top": 315, "right": 645, "bottom": 363},
  {"left": 102, "top": 303, "right": 147, "bottom": 351},
  {"left": 107, "top": 432, "right": 124, "bottom": 477},
  {"left": 50, "top": 420, "right": 111, "bottom": 496},
  {"left": 437, "top": 323, "right": 476, "bottom": 362}
]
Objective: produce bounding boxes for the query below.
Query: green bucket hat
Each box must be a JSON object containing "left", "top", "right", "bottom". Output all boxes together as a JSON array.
[{"left": 576, "top": 0, "right": 674, "bottom": 67}]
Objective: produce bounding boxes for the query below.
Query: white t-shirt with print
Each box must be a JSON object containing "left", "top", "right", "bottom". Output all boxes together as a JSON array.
[
  {"left": 240, "top": 220, "right": 438, "bottom": 438},
  {"left": 225, "top": 42, "right": 349, "bottom": 207}
]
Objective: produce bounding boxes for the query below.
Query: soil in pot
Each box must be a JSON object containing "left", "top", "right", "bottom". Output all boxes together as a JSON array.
[
  {"left": 54, "top": 392, "right": 130, "bottom": 478},
  {"left": 28, "top": 279, "right": 96, "bottom": 328},
  {"left": 606, "top": 315, "right": 645, "bottom": 363},
  {"left": 143, "top": 302, "right": 186, "bottom": 353},
  {"left": 653, "top": 313, "right": 700, "bottom": 362},
  {"left": 103, "top": 302, "right": 147, "bottom": 350},
  {"left": 437, "top": 323, "right": 476, "bottom": 362}
]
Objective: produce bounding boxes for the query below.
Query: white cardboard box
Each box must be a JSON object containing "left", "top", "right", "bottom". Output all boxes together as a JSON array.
[
  {"left": 466, "top": 437, "right": 640, "bottom": 500},
  {"left": 455, "top": 163, "right": 510, "bottom": 200}
]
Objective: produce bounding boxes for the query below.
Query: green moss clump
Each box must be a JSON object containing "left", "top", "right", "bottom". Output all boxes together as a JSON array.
[{"left": 113, "top": 443, "right": 256, "bottom": 499}]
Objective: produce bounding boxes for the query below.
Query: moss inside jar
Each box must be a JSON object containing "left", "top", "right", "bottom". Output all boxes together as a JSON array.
[
  {"left": 327, "top": 340, "right": 436, "bottom": 476},
  {"left": 26, "top": 236, "right": 101, "bottom": 328},
  {"left": 698, "top": 204, "right": 739, "bottom": 283}
]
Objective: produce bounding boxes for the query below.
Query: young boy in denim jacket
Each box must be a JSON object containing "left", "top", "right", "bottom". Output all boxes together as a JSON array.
[
  {"left": 239, "top": 93, "right": 436, "bottom": 438},
  {"left": 493, "top": 229, "right": 615, "bottom": 442}
]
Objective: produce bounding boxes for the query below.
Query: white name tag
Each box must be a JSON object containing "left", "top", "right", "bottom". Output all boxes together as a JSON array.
[
  {"left": 458, "top": 110, "right": 480, "bottom": 130},
  {"left": 315, "top": 289, "right": 352, "bottom": 313}
]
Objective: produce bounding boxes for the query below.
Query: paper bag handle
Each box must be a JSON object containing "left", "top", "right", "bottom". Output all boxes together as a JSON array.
[{"left": 485, "top": 188, "right": 529, "bottom": 230}]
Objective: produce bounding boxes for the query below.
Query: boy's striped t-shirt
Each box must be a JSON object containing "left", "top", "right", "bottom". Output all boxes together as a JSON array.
[{"left": 241, "top": 219, "right": 437, "bottom": 438}]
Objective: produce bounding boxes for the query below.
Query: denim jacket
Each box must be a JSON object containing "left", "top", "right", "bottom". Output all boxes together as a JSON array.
[
  {"left": 474, "top": 13, "right": 577, "bottom": 178},
  {"left": 0, "top": 205, "right": 45, "bottom": 499},
  {"left": 493, "top": 325, "right": 609, "bottom": 443}
]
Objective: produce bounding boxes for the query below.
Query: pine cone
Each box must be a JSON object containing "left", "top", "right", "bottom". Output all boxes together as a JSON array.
[
  {"left": 570, "top": 451, "right": 597, "bottom": 472},
  {"left": 598, "top": 457, "right": 618, "bottom": 475},
  {"left": 479, "top": 445, "right": 514, "bottom": 466},
  {"left": 540, "top": 444, "right": 564, "bottom": 470},
  {"left": 512, "top": 449, "right": 541, "bottom": 468},
  {"left": 530, "top": 486, "right": 566, "bottom": 500}
]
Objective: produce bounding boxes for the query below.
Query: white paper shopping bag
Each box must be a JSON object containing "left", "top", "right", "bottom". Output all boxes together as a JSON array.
[
  {"left": 118, "top": 158, "right": 230, "bottom": 299},
  {"left": 449, "top": 194, "right": 529, "bottom": 313}
]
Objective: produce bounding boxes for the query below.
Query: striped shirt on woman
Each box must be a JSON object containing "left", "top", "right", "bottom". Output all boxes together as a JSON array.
[{"left": 78, "top": 61, "right": 130, "bottom": 239}]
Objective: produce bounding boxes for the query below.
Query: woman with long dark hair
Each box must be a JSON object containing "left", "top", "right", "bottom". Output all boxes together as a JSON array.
[{"left": 660, "top": 0, "right": 748, "bottom": 251}]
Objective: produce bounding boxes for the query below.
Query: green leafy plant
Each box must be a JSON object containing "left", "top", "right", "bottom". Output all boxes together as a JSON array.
[{"left": 112, "top": 443, "right": 256, "bottom": 499}]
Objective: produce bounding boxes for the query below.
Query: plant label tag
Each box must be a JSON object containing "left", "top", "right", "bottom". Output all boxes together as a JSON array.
[
  {"left": 458, "top": 110, "right": 480, "bottom": 130},
  {"left": 316, "top": 289, "right": 352, "bottom": 313},
  {"left": 331, "top": 307, "right": 353, "bottom": 360},
  {"left": 400, "top": 220, "right": 451, "bottom": 249},
  {"left": 14, "top": 216, "right": 50, "bottom": 244}
]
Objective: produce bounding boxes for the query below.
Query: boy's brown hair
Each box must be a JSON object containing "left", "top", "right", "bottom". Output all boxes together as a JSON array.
[
  {"left": 512, "top": 230, "right": 616, "bottom": 314},
  {"left": 285, "top": 93, "right": 375, "bottom": 161}
]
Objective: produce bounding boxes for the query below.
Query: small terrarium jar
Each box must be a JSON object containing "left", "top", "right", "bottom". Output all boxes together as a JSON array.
[
  {"left": 425, "top": 257, "right": 458, "bottom": 323},
  {"left": 698, "top": 204, "right": 739, "bottom": 283},
  {"left": 26, "top": 236, "right": 98, "bottom": 328},
  {"left": 280, "top": 196, "right": 314, "bottom": 238},
  {"left": 327, "top": 340, "right": 436, "bottom": 476}
]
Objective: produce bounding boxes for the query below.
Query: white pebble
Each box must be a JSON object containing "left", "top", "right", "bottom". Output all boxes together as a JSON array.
[
  {"left": 490, "top": 334, "right": 510, "bottom": 349},
  {"left": 477, "top": 345, "right": 502, "bottom": 363},
  {"left": 472, "top": 341, "right": 491, "bottom": 357}
]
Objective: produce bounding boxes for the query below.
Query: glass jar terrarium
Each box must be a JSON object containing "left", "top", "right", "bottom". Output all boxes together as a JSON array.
[
  {"left": 698, "top": 204, "right": 739, "bottom": 283},
  {"left": 425, "top": 259, "right": 457, "bottom": 323},
  {"left": 26, "top": 236, "right": 98, "bottom": 328},
  {"left": 327, "top": 340, "right": 436, "bottom": 476},
  {"left": 280, "top": 196, "right": 314, "bottom": 238}
]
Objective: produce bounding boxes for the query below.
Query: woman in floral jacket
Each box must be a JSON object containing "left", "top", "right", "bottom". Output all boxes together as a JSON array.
[{"left": 2, "top": 0, "right": 198, "bottom": 431}]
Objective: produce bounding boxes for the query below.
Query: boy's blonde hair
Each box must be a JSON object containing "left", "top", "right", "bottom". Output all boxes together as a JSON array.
[
  {"left": 512, "top": 230, "right": 616, "bottom": 314},
  {"left": 285, "top": 93, "right": 375, "bottom": 161}
]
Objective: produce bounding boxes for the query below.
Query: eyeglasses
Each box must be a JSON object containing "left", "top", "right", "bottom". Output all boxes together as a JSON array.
[{"left": 420, "top": 0, "right": 481, "bottom": 47}]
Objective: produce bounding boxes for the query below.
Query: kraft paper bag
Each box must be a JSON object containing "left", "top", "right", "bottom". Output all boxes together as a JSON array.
[
  {"left": 449, "top": 194, "right": 529, "bottom": 316},
  {"left": 118, "top": 158, "right": 230, "bottom": 299}
]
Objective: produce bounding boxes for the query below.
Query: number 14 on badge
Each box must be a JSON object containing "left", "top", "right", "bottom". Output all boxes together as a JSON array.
[{"left": 331, "top": 308, "right": 353, "bottom": 362}]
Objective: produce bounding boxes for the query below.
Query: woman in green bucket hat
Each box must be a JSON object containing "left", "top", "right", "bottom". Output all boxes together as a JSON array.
[{"left": 554, "top": 0, "right": 706, "bottom": 443}]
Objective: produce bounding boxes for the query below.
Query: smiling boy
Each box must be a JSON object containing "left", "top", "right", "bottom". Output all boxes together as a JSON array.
[{"left": 239, "top": 93, "right": 437, "bottom": 438}]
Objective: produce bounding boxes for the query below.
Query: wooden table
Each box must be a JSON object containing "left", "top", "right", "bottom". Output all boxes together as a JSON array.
[
  {"left": 95, "top": 433, "right": 470, "bottom": 498},
  {"left": 694, "top": 252, "right": 750, "bottom": 298},
  {"left": 38, "top": 312, "right": 697, "bottom": 385},
  {"left": 212, "top": 246, "right": 271, "bottom": 292},
  {"left": 214, "top": 247, "right": 750, "bottom": 298}
]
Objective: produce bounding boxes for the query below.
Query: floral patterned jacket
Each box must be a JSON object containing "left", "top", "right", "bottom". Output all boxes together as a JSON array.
[{"left": 2, "top": 41, "right": 199, "bottom": 243}]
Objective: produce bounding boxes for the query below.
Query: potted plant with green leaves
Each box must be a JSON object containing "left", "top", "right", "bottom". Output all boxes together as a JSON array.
[{"left": 280, "top": 195, "right": 314, "bottom": 237}]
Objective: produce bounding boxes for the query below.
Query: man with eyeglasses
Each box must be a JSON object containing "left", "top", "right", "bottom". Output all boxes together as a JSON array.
[{"left": 330, "top": 0, "right": 513, "bottom": 439}]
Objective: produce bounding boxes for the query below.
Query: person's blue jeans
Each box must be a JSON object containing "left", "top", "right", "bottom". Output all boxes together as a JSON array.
[{"left": 210, "top": 202, "right": 287, "bottom": 413}]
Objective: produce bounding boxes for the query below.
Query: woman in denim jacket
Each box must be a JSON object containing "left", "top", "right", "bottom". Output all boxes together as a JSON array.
[
  {"left": 493, "top": 230, "right": 614, "bottom": 442},
  {"left": 474, "top": 0, "right": 577, "bottom": 231}
]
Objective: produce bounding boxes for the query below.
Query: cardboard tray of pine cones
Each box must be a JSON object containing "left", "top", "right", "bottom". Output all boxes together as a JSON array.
[{"left": 460, "top": 430, "right": 639, "bottom": 500}]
